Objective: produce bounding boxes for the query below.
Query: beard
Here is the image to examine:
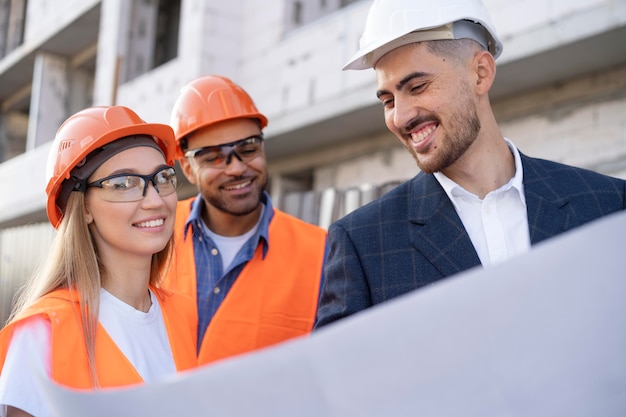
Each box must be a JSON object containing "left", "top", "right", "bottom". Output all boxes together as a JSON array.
[
  {"left": 203, "top": 175, "right": 267, "bottom": 217},
  {"left": 407, "top": 84, "right": 481, "bottom": 174}
]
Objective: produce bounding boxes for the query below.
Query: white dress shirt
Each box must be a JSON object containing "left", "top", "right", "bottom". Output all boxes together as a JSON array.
[{"left": 434, "top": 139, "right": 531, "bottom": 267}]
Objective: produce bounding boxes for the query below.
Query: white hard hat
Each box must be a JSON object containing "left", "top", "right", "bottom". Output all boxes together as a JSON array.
[{"left": 344, "top": 0, "right": 503, "bottom": 70}]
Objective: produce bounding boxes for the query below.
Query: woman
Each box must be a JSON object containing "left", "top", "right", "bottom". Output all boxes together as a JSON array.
[{"left": 0, "top": 106, "right": 197, "bottom": 417}]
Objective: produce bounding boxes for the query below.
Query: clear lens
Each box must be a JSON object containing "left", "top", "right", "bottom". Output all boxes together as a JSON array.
[
  {"left": 154, "top": 168, "right": 178, "bottom": 194},
  {"left": 194, "top": 148, "right": 228, "bottom": 166},
  {"left": 99, "top": 176, "right": 144, "bottom": 201},
  {"left": 88, "top": 167, "right": 177, "bottom": 202},
  {"left": 186, "top": 135, "right": 263, "bottom": 168}
]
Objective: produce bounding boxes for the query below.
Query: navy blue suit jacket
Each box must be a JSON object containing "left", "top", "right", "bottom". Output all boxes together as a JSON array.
[{"left": 315, "top": 153, "right": 626, "bottom": 327}]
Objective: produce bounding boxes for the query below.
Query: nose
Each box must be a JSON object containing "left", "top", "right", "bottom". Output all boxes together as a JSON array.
[
  {"left": 223, "top": 151, "right": 247, "bottom": 175},
  {"left": 141, "top": 178, "right": 159, "bottom": 197},
  {"left": 391, "top": 95, "right": 419, "bottom": 133},
  {"left": 225, "top": 149, "right": 243, "bottom": 165},
  {"left": 141, "top": 181, "right": 165, "bottom": 206}
]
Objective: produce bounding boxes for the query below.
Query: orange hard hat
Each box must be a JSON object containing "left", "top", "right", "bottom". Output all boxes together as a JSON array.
[
  {"left": 45, "top": 105, "right": 176, "bottom": 228},
  {"left": 169, "top": 75, "right": 268, "bottom": 158}
]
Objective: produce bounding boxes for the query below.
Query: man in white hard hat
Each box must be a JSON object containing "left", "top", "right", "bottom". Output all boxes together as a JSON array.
[{"left": 315, "top": 0, "right": 626, "bottom": 327}]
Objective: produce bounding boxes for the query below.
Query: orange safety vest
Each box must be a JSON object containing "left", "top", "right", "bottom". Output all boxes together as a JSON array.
[
  {"left": 164, "top": 197, "right": 327, "bottom": 365},
  {"left": 0, "top": 287, "right": 197, "bottom": 388}
]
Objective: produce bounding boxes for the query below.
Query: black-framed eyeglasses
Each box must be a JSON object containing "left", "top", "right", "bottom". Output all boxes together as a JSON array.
[
  {"left": 87, "top": 166, "right": 178, "bottom": 202},
  {"left": 184, "top": 134, "right": 264, "bottom": 168}
]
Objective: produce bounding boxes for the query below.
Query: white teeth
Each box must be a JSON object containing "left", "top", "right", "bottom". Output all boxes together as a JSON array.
[
  {"left": 135, "top": 218, "right": 164, "bottom": 228},
  {"left": 410, "top": 125, "right": 436, "bottom": 143},
  {"left": 225, "top": 180, "right": 251, "bottom": 190}
]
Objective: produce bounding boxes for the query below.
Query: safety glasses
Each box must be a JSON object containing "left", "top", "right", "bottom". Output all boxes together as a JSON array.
[
  {"left": 87, "top": 166, "right": 178, "bottom": 202},
  {"left": 184, "top": 134, "right": 264, "bottom": 168}
]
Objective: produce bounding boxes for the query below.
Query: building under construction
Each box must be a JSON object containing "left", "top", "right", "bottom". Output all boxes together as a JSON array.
[{"left": 1, "top": 0, "right": 625, "bottom": 323}]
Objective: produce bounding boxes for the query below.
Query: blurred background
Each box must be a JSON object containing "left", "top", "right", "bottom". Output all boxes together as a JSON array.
[{"left": 1, "top": 0, "right": 625, "bottom": 323}]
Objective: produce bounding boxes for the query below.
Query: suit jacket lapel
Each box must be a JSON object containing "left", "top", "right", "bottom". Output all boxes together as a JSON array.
[
  {"left": 520, "top": 154, "right": 571, "bottom": 245},
  {"left": 402, "top": 153, "right": 570, "bottom": 277},
  {"left": 407, "top": 173, "right": 482, "bottom": 277}
]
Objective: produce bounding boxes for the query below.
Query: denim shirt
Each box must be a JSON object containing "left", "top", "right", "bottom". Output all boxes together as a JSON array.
[{"left": 183, "top": 192, "right": 273, "bottom": 348}]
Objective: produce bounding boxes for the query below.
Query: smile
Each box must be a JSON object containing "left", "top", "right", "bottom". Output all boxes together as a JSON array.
[
  {"left": 410, "top": 124, "right": 437, "bottom": 145},
  {"left": 134, "top": 218, "right": 165, "bottom": 228},
  {"left": 224, "top": 180, "right": 252, "bottom": 191}
]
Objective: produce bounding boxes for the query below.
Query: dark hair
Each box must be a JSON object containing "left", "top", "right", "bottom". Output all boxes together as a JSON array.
[{"left": 426, "top": 38, "right": 485, "bottom": 64}]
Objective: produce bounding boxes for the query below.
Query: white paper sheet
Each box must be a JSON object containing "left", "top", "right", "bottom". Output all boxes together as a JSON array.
[{"left": 39, "top": 211, "right": 626, "bottom": 417}]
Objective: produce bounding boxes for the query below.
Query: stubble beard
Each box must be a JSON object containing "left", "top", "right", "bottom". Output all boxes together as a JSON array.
[
  {"left": 410, "top": 86, "right": 481, "bottom": 174},
  {"left": 204, "top": 176, "right": 267, "bottom": 217}
]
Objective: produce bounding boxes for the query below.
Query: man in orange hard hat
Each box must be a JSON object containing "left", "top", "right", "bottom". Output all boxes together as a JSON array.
[
  {"left": 164, "top": 75, "right": 327, "bottom": 366},
  {"left": 315, "top": 0, "right": 626, "bottom": 328}
]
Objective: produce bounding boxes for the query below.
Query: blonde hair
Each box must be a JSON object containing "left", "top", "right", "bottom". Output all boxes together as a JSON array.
[{"left": 9, "top": 190, "right": 174, "bottom": 386}]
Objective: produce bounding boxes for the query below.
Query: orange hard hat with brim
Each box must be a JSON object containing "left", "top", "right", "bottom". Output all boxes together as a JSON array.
[
  {"left": 170, "top": 75, "right": 268, "bottom": 159},
  {"left": 45, "top": 106, "right": 176, "bottom": 228}
]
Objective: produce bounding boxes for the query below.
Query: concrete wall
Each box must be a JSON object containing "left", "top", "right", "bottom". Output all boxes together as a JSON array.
[
  {"left": 23, "top": 0, "right": 99, "bottom": 42},
  {"left": 1, "top": 0, "right": 625, "bottom": 323},
  {"left": 1, "top": 0, "right": 625, "bottom": 225},
  {"left": 317, "top": 63, "right": 626, "bottom": 191},
  {"left": 109, "top": 0, "right": 626, "bottom": 190}
]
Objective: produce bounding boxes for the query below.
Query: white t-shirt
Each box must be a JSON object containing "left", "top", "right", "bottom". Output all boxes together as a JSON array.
[
  {"left": 201, "top": 203, "right": 264, "bottom": 272},
  {"left": 0, "top": 288, "right": 176, "bottom": 417}
]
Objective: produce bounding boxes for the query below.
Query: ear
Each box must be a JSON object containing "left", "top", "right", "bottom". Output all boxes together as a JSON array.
[
  {"left": 85, "top": 205, "right": 94, "bottom": 224},
  {"left": 179, "top": 158, "right": 198, "bottom": 185},
  {"left": 473, "top": 50, "right": 496, "bottom": 95}
]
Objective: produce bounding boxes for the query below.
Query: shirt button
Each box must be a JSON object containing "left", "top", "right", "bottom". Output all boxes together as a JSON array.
[
  {"left": 211, "top": 248, "right": 218, "bottom": 256},
  {"left": 213, "top": 287, "right": 220, "bottom": 294}
]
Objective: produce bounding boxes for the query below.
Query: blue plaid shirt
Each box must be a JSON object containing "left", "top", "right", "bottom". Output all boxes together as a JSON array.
[{"left": 183, "top": 192, "right": 273, "bottom": 350}]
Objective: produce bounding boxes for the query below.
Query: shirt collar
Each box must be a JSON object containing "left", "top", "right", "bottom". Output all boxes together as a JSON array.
[
  {"left": 183, "top": 191, "right": 274, "bottom": 258},
  {"left": 433, "top": 138, "right": 526, "bottom": 204}
]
